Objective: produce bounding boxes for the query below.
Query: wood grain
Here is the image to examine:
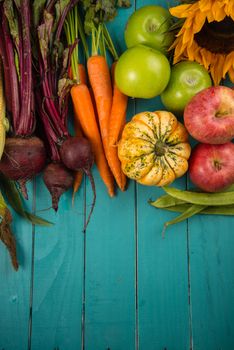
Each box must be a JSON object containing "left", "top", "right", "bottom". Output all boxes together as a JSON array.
[
  {"left": 30, "top": 177, "right": 84, "bottom": 350},
  {"left": 0, "top": 182, "right": 34, "bottom": 350}
]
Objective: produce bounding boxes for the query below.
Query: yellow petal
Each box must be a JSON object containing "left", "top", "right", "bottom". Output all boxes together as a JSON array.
[
  {"left": 212, "top": 2, "right": 226, "bottom": 21},
  {"left": 200, "top": 48, "right": 213, "bottom": 70},
  {"left": 193, "top": 11, "right": 206, "bottom": 33},
  {"left": 182, "top": 28, "right": 194, "bottom": 45},
  {"left": 215, "top": 54, "right": 226, "bottom": 85},
  {"left": 228, "top": 66, "right": 234, "bottom": 83},
  {"left": 186, "top": 42, "right": 198, "bottom": 61},
  {"left": 225, "top": 1, "right": 234, "bottom": 17},
  {"left": 223, "top": 52, "right": 234, "bottom": 77},
  {"left": 169, "top": 4, "right": 193, "bottom": 18},
  {"left": 199, "top": 0, "right": 213, "bottom": 13}
]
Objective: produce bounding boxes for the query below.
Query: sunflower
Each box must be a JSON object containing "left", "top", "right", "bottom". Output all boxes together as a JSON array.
[{"left": 169, "top": 0, "right": 234, "bottom": 85}]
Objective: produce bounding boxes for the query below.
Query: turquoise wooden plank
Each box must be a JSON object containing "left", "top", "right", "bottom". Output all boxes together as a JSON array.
[
  {"left": 30, "top": 177, "right": 84, "bottom": 349},
  {"left": 84, "top": 7, "right": 137, "bottom": 348},
  {"left": 84, "top": 123, "right": 136, "bottom": 349},
  {"left": 189, "top": 210, "right": 234, "bottom": 350},
  {"left": 0, "top": 182, "right": 34, "bottom": 350},
  {"left": 136, "top": 103, "right": 190, "bottom": 349},
  {"left": 134, "top": 1, "right": 190, "bottom": 348}
]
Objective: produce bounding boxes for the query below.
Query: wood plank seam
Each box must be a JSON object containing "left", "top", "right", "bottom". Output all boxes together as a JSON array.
[{"left": 27, "top": 179, "right": 36, "bottom": 350}]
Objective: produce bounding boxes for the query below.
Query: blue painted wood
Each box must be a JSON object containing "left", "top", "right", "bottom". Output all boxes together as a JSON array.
[
  {"left": 84, "top": 7, "right": 137, "bottom": 349},
  {"left": 189, "top": 207, "right": 234, "bottom": 350},
  {"left": 0, "top": 1, "right": 234, "bottom": 350},
  {"left": 30, "top": 177, "right": 85, "bottom": 350},
  {"left": 135, "top": 0, "right": 191, "bottom": 347},
  {"left": 0, "top": 182, "right": 34, "bottom": 350}
]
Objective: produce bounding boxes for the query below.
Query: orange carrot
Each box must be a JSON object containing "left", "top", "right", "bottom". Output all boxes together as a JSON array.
[
  {"left": 109, "top": 62, "right": 128, "bottom": 191},
  {"left": 69, "top": 63, "right": 87, "bottom": 84},
  {"left": 87, "top": 56, "right": 128, "bottom": 191},
  {"left": 71, "top": 64, "right": 87, "bottom": 198},
  {"left": 71, "top": 83, "right": 115, "bottom": 197},
  {"left": 109, "top": 62, "right": 128, "bottom": 146},
  {"left": 87, "top": 56, "right": 112, "bottom": 151},
  {"left": 72, "top": 170, "right": 83, "bottom": 205}
]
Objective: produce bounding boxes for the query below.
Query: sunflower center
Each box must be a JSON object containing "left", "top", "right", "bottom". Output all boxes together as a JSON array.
[{"left": 194, "top": 16, "right": 234, "bottom": 54}]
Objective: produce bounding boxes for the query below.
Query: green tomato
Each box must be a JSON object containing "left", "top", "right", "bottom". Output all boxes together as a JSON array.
[
  {"left": 115, "top": 45, "right": 171, "bottom": 99},
  {"left": 124, "top": 5, "right": 174, "bottom": 55},
  {"left": 161, "top": 61, "right": 212, "bottom": 115}
]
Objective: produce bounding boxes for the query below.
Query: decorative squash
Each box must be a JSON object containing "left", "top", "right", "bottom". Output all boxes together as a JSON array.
[{"left": 118, "top": 111, "right": 191, "bottom": 186}]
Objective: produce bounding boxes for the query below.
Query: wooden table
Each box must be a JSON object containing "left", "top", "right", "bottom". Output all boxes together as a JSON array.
[{"left": 0, "top": 0, "right": 234, "bottom": 349}]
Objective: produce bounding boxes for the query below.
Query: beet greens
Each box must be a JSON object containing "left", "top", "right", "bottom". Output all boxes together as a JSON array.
[
  {"left": 33, "top": 0, "right": 96, "bottom": 227},
  {"left": 0, "top": 0, "right": 46, "bottom": 197}
]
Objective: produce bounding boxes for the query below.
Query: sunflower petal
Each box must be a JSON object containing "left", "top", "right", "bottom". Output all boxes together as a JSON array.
[
  {"left": 223, "top": 52, "right": 234, "bottom": 77},
  {"left": 193, "top": 11, "right": 206, "bottom": 32},
  {"left": 212, "top": 2, "right": 226, "bottom": 21},
  {"left": 182, "top": 28, "right": 194, "bottom": 45},
  {"left": 228, "top": 66, "right": 234, "bottom": 83},
  {"left": 169, "top": 4, "right": 193, "bottom": 18},
  {"left": 199, "top": 0, "right": 213, "bottom": 13}
]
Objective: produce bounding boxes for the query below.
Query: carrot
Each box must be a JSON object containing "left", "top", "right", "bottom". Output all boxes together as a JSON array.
[
  {"left": 109, "top": 61, "right": 128, "bottom": 191},
  {"left": 87, "top": 56, "right": 127, "bottom": 191},
  {"left": 109, "top": 62, "right": 128, "bottom": 146},
  {"left": 87, "top": 55, "right": 112, "bottom": 146},
  {"left": 71, "top": 64, "right": 86, "bottom": 198},
  {"left": 71, "top": 83, "right": 115, "bottom": 197},
  {"left": 69, "top": 63, "right": 87, "bottom": 85},
  {"left": 72, "top": 170, "right": 83, "bottom": 205}
]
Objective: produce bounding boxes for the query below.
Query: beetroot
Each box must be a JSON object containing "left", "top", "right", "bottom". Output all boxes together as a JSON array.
[
  {"left": 0, "top": 1, "right": 46, "bottom": 198},
  {"left": 0, "top": 137, "right": 46, "bottom": 198},
  {"left": 33, "top": 0, "right": 78, "bottom": 210},
  {"left": 43, "top": 163, "right": 74, "bottom": 211},
  {"left": 60, "top": 136, "right": 96, "bottom": 230}
]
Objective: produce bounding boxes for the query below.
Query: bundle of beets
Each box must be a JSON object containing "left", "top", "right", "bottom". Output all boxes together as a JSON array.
[
  {"left": 0, "top": 0, "right": 46, "bottom": 198},
  {"left": 0, "top": 0, "right": 96, "bottom": 229}
]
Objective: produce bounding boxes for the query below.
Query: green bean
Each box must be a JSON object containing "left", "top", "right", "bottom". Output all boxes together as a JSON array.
[
  {"left": 162, "top": 204, "right": 206, "bottom": 237},
  {"left": 149, "top": 194, "right": 186, "bottom": 208},
  {"left": 163, "top": 186, "right": 234, "bottom": 206},
  {"left": 163, "top": 204, "right": 234, "bottom": 216}
]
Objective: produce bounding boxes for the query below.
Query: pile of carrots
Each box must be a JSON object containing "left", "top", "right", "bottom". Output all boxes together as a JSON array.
[{"left": 65, "top": 11, "right": 128, "bottom": 198}]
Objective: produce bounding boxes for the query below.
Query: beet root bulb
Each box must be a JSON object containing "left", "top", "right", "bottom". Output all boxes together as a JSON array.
[
  {"left": 59, "top": 136, "right": 96, "bottom": 231},
  {"left": 43, "top": 162, "right": 74, "bottom": 211},
  {"left": 0, "top": 136, "right": 46, "bottom": 198},
  {"left": 59, "top": 136, "right": 94, "bottom": 171}
]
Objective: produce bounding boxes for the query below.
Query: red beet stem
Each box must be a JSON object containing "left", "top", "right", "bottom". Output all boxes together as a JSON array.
[
  {"left": 1, "top": 10, "right": 20, "bottom": 130},
  {"left": 83, "top": 169, "right": 96, "bottom": 233},
  {"left": 17, "top": 0, "right": 34, "bottom": 136},
  {"left": 0, "top": 21, "right": 12, "bottom": 112}
]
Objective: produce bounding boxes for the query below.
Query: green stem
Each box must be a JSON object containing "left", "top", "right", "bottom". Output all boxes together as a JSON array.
[
  {"left": 76, "top": 9, "right": 89, "bottom": 60},
  {"left": 162, "top": 204, "right": 206, "bottom": 237},
  {"left": 103, "top": 24, "right": 118, "bottom": 61},
  {"left": 64, "top": 7, "right": 80, "bottom": 83},
  {"left": 99, "top": 23, "right": 106, "bottom": 58}
]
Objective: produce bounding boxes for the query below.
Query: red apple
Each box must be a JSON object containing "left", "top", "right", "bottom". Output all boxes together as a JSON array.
[
  {"left": 189, "top": 142, "right": 234, "bottom": 192},
  {"left": 184, "top": 86, "right": 234, "bottom": 144}
]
